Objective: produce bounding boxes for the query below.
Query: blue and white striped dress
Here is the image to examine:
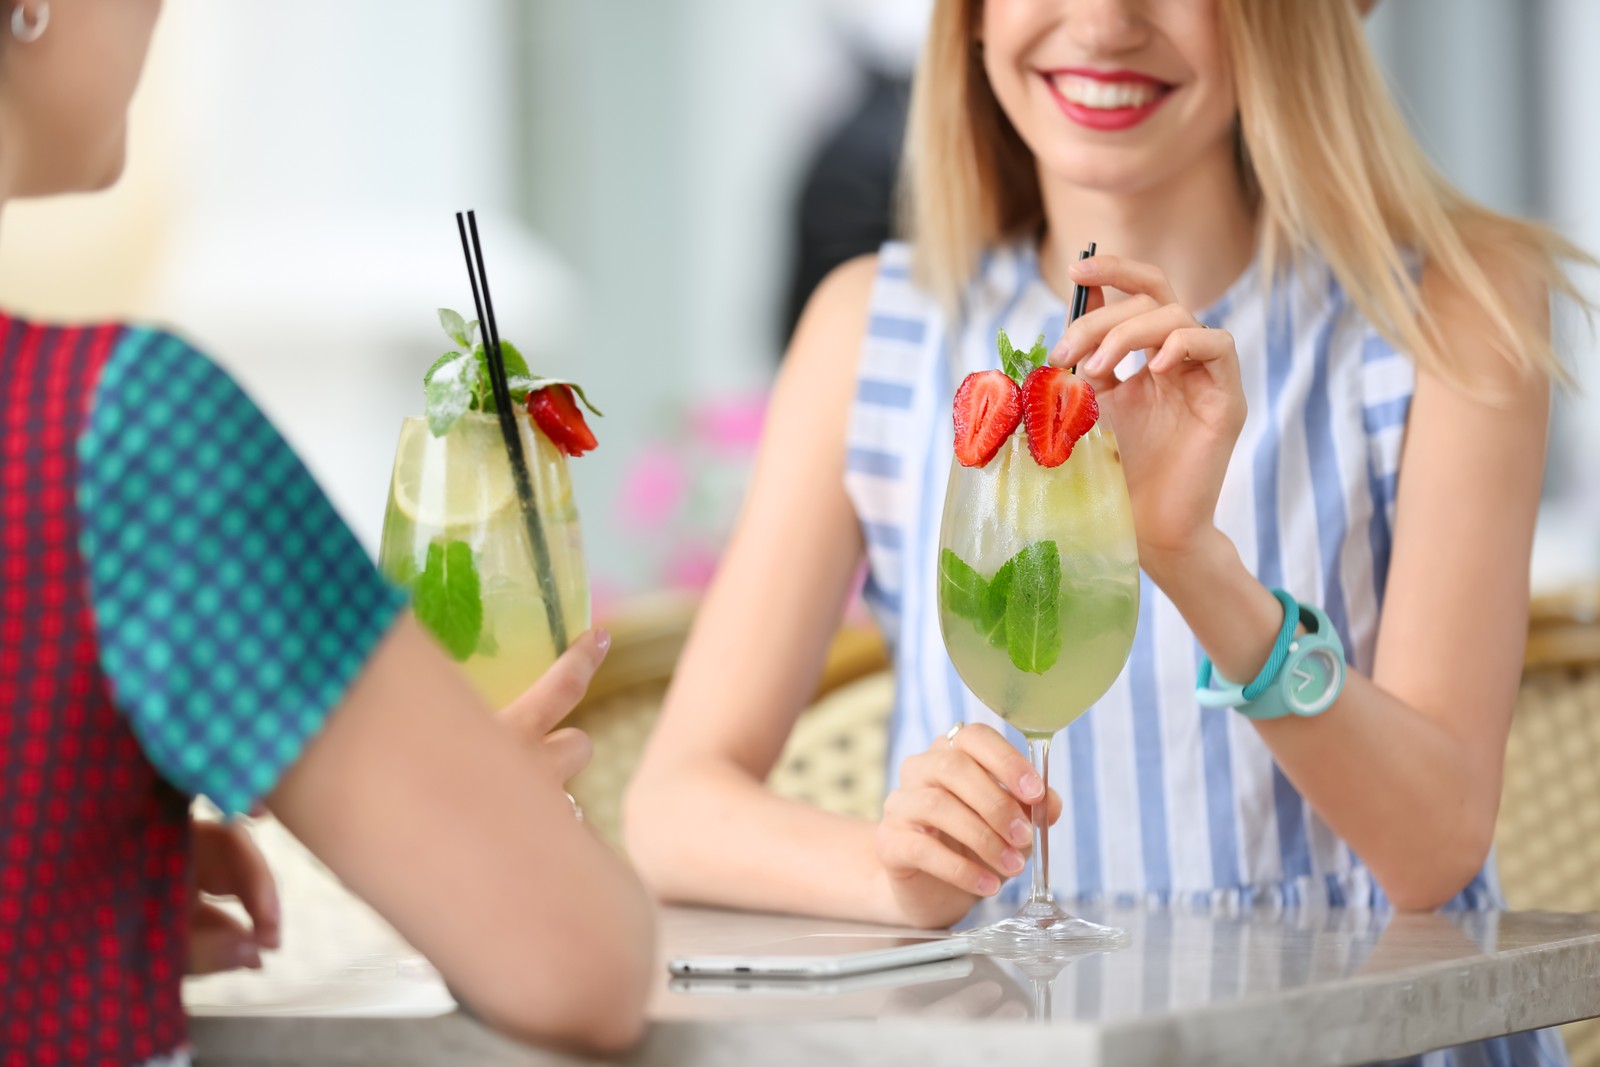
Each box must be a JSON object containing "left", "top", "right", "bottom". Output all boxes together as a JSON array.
[{"left": 844, "top": 240, "right": 1567, "bottom": 1067}]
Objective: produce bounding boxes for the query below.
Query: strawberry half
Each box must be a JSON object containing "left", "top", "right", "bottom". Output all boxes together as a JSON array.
[
  {"left": 952, "top": 370, "right": 1023, "bottom": 468},
  {"left": 527, "top": 384, "right": 599, "bottom": 457},
  {"left": 1022, "top": 366, "right": 1098, "bottom": 468}
]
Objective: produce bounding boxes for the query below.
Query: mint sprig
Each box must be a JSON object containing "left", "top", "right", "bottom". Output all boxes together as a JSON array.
[
  {"left": 422, "top": 308, "right": 605, "bottom": 437},
  {"left": 998, "top": 328, "right": 1050, "bottom": 384},
  {"left": 413, "top": 539, "right": 483, "bottom": 662},
  {"left": 942, "top": 540, "right": 1063, "bottom": 674}
]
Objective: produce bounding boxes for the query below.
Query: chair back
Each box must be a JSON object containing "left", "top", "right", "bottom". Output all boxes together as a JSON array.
[
  {"left": 566, "top": 596, "right": 893, "bottom": 848},
  {"left": 1496, "top": 586, "right": 1600, "bottom": 1065}
]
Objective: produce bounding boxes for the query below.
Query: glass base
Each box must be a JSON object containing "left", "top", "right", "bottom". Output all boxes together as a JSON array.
[{"left": 965, "top": 899, "right": 1129, "bottom": 954}]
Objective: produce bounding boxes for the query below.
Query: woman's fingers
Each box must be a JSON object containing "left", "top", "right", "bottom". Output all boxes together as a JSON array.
[
  {"left": 500, "top": 628, "right": 611, "bottom": 742},
  {"left": 883, "top": 786, "right": 1027, "bottom": 879},
  {"left": 193, "top": 821, "right": 279, "bottom": 951},
  {"left": 900, "top": 725, "right": 1066, "bottom": 845},
  {"left": 1079, "top": 303, "right": 1199, "bottom": 379},
  {"left": 188, "top": 900, "right": 262, "bottom": 975},
  {"left": 1069, "top": 254, "right": 1178, "bottom": 306},
  {"left": 878, "top": 824, "right": 1002, "bottom": 898},
  {"left": 1151, "top": 326, "right": 1241, "bottom": 384},
  {"left": 948, "top": 723, "right": 1045, "bottom": 805},
  {"left": 541, "top": 726, "right": 594, "bottom": 784},
  {"left": 1049, "top": 292, "right": 1159, "bottom": 370}
]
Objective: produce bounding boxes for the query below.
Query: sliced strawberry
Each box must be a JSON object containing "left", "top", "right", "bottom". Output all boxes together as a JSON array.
[
  {"left": 527, "top": 384, "right": 599, "bottom": 457},
  {"left": 1021, "top": 366, "right": 1098, "bottom": 468},
  {"left": 952, "top": 370, "right": 1023, "bottom": 468}
]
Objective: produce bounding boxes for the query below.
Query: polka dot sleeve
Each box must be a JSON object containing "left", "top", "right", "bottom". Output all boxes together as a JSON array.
[{"left": 76, "top": 329, "right": 408, "bottom": 815}]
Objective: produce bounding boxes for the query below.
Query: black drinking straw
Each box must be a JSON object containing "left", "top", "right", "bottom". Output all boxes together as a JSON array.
[
  {"left": 1065, "top": 241, "right": 1096, "bottom": 375},
  {"left": 1067, "top": 241, "right": 1097, "bottom": 324},
  {"left": 456, "top": 210, "right": 569, "bottom": 655}
]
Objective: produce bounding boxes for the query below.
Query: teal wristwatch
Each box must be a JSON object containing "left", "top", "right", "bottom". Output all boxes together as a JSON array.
[{"left": 1195, "top": 590, "right": 1346, "bottom": 720}]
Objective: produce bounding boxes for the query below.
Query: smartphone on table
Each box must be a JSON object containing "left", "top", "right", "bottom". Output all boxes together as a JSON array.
[{"left": 667, "top": 934, "right": 971, "bottom": 980}]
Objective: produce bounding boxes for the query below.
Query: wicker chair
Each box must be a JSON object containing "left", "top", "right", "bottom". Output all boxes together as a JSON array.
[
  {"left": 565, "top": 595, "right": 893, "bottom": 849},
  {"left": 1495, "top": 585, "right": 1600, "bottom": 1065}
]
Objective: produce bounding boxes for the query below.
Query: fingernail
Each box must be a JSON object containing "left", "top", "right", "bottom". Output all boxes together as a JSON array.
[
  {"left": 1000, "top": 849, "right": 1026, "bottom": 875},
  {"left": 1072, "top": 259, "right": 1097, "bottom": 277},
  {"left": 235, "top": 943, "right": 262, "bottom": 969},
  {"left": 977, "top": 873, "right": 1002, "bottom": 896},
  {"left": 594, "top": 629, "right": 611, "bottom": 656},
  {"left": 1084, "top": 348, "right": 1107, "bottom": 376},
  {"left": 1009, "top": 819, "right": 1031, "bottom": 847},
  {"left": 1018, "top": 773, "right": 1044, "bottom": 800}
]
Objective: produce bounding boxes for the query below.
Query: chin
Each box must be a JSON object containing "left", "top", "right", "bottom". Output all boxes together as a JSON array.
[
  {"left": 1037, "top": 147, "right": 1174, "bottom": 197},
  {"left": 89, "top": 142, "right": 130, "bottom": 192}
]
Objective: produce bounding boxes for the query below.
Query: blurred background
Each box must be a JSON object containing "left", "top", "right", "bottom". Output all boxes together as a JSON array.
[{"left": 3, "top": 0, "right": 1596, "bottom": 613}]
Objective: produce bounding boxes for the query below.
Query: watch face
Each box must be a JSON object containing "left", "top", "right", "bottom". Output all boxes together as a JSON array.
[{"left": 1286, "top": 646, "right": 1344, "bottom": 715}]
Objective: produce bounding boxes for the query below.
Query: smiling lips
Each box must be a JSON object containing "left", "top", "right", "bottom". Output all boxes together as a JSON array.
[{"left": 1043, "top": 68, "right": 1174, "bottom": 131}]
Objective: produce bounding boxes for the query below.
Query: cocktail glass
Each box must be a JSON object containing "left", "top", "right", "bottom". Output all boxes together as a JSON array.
[
  {"left": 378, "top": 412, "right": 589, "bottom": 708},
  {"left": 937, "top": 425, "right": 1138, "bottom": 950}
]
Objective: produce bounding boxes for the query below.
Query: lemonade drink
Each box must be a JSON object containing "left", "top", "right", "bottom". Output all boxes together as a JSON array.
[
  {"left": 378, "top": 412, "right": 589, "bottom": 708},
  {"left": 938, "top": 426, "right": 1138, "bottom": 737}
]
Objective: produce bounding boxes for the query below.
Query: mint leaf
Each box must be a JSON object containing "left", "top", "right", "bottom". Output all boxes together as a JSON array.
[
  {"left": 439, "top": 308, "right": 471, "bottom": 349},
  {"left": 466, "top": 319, "right": 481, "bottom": 346},
  {"left": 472, "top": 342, "right": 533, "bottom": 414},
  {"left": 413, "top": 540, "right": 483, "bottom": 662},
  {"left": 940, "top": 549, "right": 989, "bottom": 621},
  {"left": 1026, "top": 334, "right": 1050, "bottom": 372},
  {"left": 1003, "top": 541, "right": 1062, "bottom": 674},
  {"left": 387, "top": 553, "right": 421, "bottom": 590},
  {"left": 981, "top": 556, "right": 1014, "bottom": 649},
  {"left": 475, "top": 627, "right": 500, "bottom": 656},
  {"left": 425, "top": 353, "right": 476, "bottom": 436},
  {"left": 473, "top": 341, "right": 531, "bottom": 380},
  {"left": 423, "top": 351, "right": 458, "bottom": 386},
  {"left": 999, "top": 329, "right": 1030, "bottom": 383}
]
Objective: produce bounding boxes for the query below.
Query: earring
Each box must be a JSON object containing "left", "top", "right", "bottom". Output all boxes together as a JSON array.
[{"left": 11, "top": 1, "right": 48, "bottom": 43}]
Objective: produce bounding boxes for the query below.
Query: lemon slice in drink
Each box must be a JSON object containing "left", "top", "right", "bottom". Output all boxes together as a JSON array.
[{"left": 391, "top": 416, "right": 517, "bottom": 530}]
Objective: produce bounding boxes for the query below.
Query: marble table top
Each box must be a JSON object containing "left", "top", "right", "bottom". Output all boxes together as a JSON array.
[{"left": 189, "top": 897, "right": 1600, "bottom": 1066}]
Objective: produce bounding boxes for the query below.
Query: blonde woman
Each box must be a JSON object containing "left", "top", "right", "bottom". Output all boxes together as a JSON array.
[{"left": 629, "top": 0, "right": 1587, "bottom": 1061}]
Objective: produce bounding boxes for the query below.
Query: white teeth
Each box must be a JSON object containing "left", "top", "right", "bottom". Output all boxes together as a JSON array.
[{"left": 1052, "top": 74, "right": 1159, "bottom": 110}]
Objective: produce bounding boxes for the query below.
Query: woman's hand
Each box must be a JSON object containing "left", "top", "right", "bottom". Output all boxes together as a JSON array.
[
  {"left": 1051, "top": 255, "right": 1247, "bottom": 579},
  {"left": 499, "top": 628, "right": 611, "bottom": 782},
  {"left": 188, "top": 818, "right": 279, "bottom": 974},
  {"left": 876, "top": 724, "right": 1062, "bottom": 929}
]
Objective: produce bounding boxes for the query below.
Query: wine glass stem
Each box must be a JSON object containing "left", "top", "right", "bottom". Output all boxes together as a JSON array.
[{"left": 1027, "top": 736, "right": 1053, "bottom": 908}]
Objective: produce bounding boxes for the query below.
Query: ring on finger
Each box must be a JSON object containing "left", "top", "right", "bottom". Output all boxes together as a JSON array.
[{"left": 945, "top": 722, "right": 966, "bottom": 748}]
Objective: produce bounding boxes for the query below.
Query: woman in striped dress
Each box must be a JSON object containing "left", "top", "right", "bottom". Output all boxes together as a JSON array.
[{"left": 629, "top": 1, "right": 1589, "bottom": 1062}]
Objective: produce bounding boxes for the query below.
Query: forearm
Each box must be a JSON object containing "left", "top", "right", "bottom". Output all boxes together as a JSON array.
[
  {"left": 626, "top": 758, "right": 905, "bottom": 925},
  {"left": 1150, "top": 534, "right": 1498, "bottom": 909}
]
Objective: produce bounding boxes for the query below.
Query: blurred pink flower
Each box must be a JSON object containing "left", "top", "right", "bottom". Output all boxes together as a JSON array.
[
  {"left": 692, "top": 394, "right": 768, "bottom": 454},
  {"left": 617, "top": 449, "right": 690, "bottom": 529},
  {"left": 664, "top": 541, "right": 722, "bottom": 591}
]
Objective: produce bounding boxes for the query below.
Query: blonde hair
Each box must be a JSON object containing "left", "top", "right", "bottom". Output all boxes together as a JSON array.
[{"left": 903, "top": 0, "right": 1592, "bottom": 389}]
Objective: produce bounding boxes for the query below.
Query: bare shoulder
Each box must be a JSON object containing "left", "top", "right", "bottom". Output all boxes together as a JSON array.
[
  {"left": 775, "top": 254, "right": 882, "bottom": 433},
  {"left": 788, "top": 254, "right": 880, "bottom": 371},
  {"left": 1418, "top": 241, "right": 1552, "bottom": 400}
]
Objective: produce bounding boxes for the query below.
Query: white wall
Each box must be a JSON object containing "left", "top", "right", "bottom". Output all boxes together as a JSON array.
[{"left": 1369, "top": 0, "right": 1600, "bottom": 588}]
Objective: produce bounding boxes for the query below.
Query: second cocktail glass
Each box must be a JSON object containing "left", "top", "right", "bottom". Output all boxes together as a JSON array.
[
  {"left": 938, "top": 392, "right": 1138, "bottom": 950},
  {"left": 378, "top": 412, "right": 589, "bottom": 708}
]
